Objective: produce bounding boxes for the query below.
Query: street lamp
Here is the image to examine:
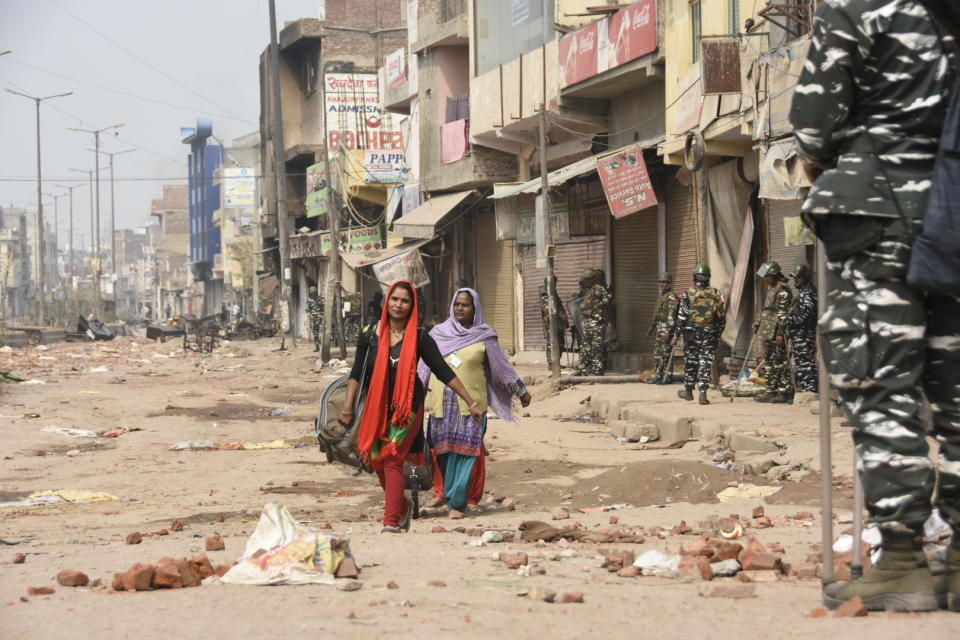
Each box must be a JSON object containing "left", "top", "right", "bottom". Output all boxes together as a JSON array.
[
  {"left": 4, "top": 88, "right": 73, "bottom": 325},
  {"left": 88, "top": 147, "right": 135, "bottom": 272},
  {"left": 68, "top": 122, "right": 124, "bottom": 318},
  {"left": 54, "top": 182, "right": 87, "bottom": 280}
]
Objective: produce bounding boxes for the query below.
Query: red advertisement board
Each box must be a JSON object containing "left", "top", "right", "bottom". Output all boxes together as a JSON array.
[
  {"left": 596, "top": 144, "right": 658, "bottom": 219},
  {"left": 608, "top": 0, "right": 657, "bottom": 67},
  {"left": 559, "top": 22, "right": 600, "bottom": 89}
]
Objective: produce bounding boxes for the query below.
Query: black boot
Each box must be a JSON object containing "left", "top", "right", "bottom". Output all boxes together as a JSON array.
[
  {"left": 823, "top": 528, "right": 936, "bottom": 612},
  {"left": 754, "top": 392, "right": 776, "bottom": 403},
  {"left": 769, "top": 392, "right": 791, "bottom": 404},
  {"left": 698, "top": 391, "right": 710, "bottom": 405},
  {"left": 677, "top": 388, "right": 693, "bottom": 401}
]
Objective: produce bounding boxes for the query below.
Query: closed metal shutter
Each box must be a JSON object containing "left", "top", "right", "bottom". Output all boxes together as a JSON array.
[
  {"left": 665, "top": 176, "right": 697, "bottom": 291},
  {"left": 520, "top": 237, "right": 607, "bottom": 350},
  {"left": 766, "top": 198, "right": 811, "bottom": 279},
  {"left": 613, "top": 209, "right": 659, "bottom": 352},
  {"left": 475, "top": 209, "right": 516, "bottom": 352}
]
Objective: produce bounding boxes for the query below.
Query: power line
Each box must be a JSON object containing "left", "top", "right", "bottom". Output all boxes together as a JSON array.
[
  {"left": 4, "top": 59, "right": 255, "bottom": 124},
  {"left": 47, "top": 0, "right": 254, "bottom": 123}
]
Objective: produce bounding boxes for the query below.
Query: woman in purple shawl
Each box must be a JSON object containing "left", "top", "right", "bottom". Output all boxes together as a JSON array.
[{"left": 419, "top": 288, "right": 531, "bottom": 519}]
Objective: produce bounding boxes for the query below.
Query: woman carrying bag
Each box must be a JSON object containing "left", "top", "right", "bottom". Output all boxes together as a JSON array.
[{"left": 339, "top": 281, "right": 484, "bottom": 533}]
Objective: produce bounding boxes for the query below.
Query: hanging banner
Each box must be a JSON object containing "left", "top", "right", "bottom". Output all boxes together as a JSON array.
[
  {"left": 386, "top": 48, "right": 407, "bottom": 90},
  {"left": 596, "top": 144, "right": 658, "bottom": 218},
  {"left": 321, "top": 226, "right": 384, "bottom": 256},
  {"left": 324, "top": 73, "right": 405, "bottom": 152},
  {"left": 363, "top": 150, "right": 408, "bottom": 184},
  {"left": 305, "top": 162, "right": 330, "bottom": 219},
  {"left": 223, "top": 167, "right": 255, "bottom": 208},
  {"left": 371, "top": 247, "right": 430, "bottom": 293}
]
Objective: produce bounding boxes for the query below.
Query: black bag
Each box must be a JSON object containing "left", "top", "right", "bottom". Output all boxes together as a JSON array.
[
  {"left": 315, "top": 327, "right": 372, "bottom": 471},
  {"left": 907, "top": 2, "right": 960, "bottom": 294}
]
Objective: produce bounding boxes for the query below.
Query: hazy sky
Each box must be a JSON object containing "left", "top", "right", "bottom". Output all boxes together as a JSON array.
[{"left": 0, "top": 0, "right": 321, "bottom": 250}]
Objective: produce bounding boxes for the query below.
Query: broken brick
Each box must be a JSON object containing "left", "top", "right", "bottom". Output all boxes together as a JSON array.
[
  {"left": 13, "top": 553, "right": 25, "bottom": 564},
  {"left": 121, "top": 563, "right": 155, "bottom": 591},
  {"left": 151, "top": 563, "right": 184, "bottom": 589},
  {"left": 672, "top": 520, "right": 693, "bottom": 535},
  {"left": 618, "top": 565, "right": 640, "bottom": 578},
  {"left": 336, "top": 557, "right": 360, "bottom": 579},
  {"left": 503, "top": 552, "right": 528, "bottom": 569},
  {"left": 125, "top": 532, "right": 143, "bottom": 545},
  {"left": 428, "top": 580, "right": 446, "bottom": 587},
  {"left": 56, "top": 570, "right": 89, "bottom": 587},
  {"left": 213, "top": 565, "right": 230, "bottom": 578},
  {"left": 788, "top": 563, "right": 818, "bottom": 579},
  {"left": 27, "top": 587, "right": 54, "bottom": 596},
  {"left": 697, "top": 583, "right": 756, "bottom": 598},
  {"left": 679, "top": 556, "right": 713, "bottom": 581},
  {"left": 561, "top": 592, "right": 584, "bottom": 603},
  {"left": 755, "top": 516, "right": 774, "bottom": 528},
  {"left": 527, "top": 586, "right": 556, "bottom": 602},
  {"left": 609, "top": 516, "right": 619, "bottom": 525},
  {"left": 175, "top": 559, "right": 202, "bottom": 587},
  {"left": 155, "top": 529, "right": 170, "bottom": 536},
  {"left": 712, "top": 542, "right": 743, "bottom": 563},
  {"left": 551, "top": 507, "right": 571, "bottom": 520},
  {"left": 752, "top": 506, "right": 765, "bottom": 519},
  {"left": 834, "top": 596, "right": 868, "bottom": 617},
  {"left": 170, "top": 519, "right": 185, "bottom": 532},
  {"left": 741, "top": 553, "right": 782, "bottom": 572},
  {"left": 430, "top": 526, "right": 447, "bottom": 533},
  {"left": 738, "top": 570, "right": 780, "bottom": 583},
  {"left": 386, "top": 580, "right": 399, "bottom": 589},
  {"left": 205, "top": 535, "right": 225, "bottom": 551},
  {"left": 806, "top": 607, "right": 829, "bottom": 618},
  {"left": 190, "top": 555, "right": 215, "bottom": 579},
  {"left": 112, "top": 574, "right": 125, "bottom": 591}
]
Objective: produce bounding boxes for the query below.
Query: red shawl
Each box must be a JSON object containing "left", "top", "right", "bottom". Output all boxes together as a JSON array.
[{"left": 356, "top": 281, "right": 421, "bottom": 464}]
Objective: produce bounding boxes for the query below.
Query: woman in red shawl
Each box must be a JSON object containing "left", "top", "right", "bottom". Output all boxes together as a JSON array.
[{"left": 340, "top": 281, "right": 484, "bottom": 533}]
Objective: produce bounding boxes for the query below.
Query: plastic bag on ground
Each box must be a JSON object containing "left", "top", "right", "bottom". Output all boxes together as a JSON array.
[
  {"left": 216, "top": 503, "right": 355, "bottom": 586},
  {"left": 633, "top": 549, "right": 682, "bottom": 577},
  {"left": 716, "top": 483, "right": 782, "bottom": 502}
]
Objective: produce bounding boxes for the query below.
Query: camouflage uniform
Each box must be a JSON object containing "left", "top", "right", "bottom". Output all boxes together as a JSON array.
[
  {"left": 307, "top": 295, "right": 325, "bottom": 350},
  {"left": 676, "top": 283, "right": 725, "bottom": 392},
  {"left": 757, "top": 280, "right": 793, "bottom": 396},
  {"left": 540, "top": 286, "right": 568, "bottom": 367},
  {"left": 791, "top": 0, "right": 960, "bottom": 536},
  {"left": 650, "top": 287, "right": 678, "bottom": 382},
  {"left": 786, "top": 281, "right": 818, "bottom": 393},
  {"left": 576, "top": 282, "right": 611, "bottom": 376}
]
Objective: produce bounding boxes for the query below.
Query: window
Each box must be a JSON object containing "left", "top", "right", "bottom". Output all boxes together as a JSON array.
[
  {"left": 728, "top": 0, "right": 740, "bottom": 34},
  {"left": 691, "top": 1, "right": 702, "bottom": 63},
  {"left": 300, "top": 55, "right": 317, "bottom": 97}
]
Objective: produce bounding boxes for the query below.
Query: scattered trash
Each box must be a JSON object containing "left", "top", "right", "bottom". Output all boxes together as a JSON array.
[
  {"left": 169, "top": 441, "right": 218, "bottom": 451},
  {"left": 0, "top": 345, "right": 12, "bottom": 352},
  {"left": 697, "top": 583, "right": 756, "bottom": 599},
  {"left": 577, "top": 504, "right": 630, "bottom": 513},
  {"left": 220, "top": 440, "right": 290, "bottom": 451},
  {"left": 1, "top": 370, "right": 25, "bottom": 382},
  {"left": 633, "top": 550, "right": 682, "bottom": 577},
  {"left": 42, "top": 426, "right": 98, "bottom": 438},
  {"left": 715, "top": 484, "right": 782, "bottom": 503},
  {"left": 269, "top": 407, "right": 293, "bottom": 417},
  {"left": 1, "top": 489, "right": 121, "bottom": 509},
  {"left": 719, "top": 522, "right": 744, "bottom": 540},
  {"left": 832, "top": 526, "right": 882, "bottom": 554},
  {"left": 35, "top": 345, "right": 50, "bottom": 351},
  {"left": 22, "top": 379, "right": 46, "bottom": 385},
  {"left": 100, "top": 427, "right": 134, "bottom": 438},
  {"left": 469, "top": 531, "right": 505, "bottom": 547},
  {"left": 88, "top": 366, "right": 109, "bottom": 373},
  {"left": 215, "top": 503, "right": 356, "bottom": 586}
]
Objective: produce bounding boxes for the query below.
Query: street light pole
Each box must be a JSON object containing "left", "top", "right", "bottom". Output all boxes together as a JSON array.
[
  {"left": 89, "top": 148, "right": 135, "bottom": 273},
  {"left": 69, "top": 123, "right": 124, "bottom": 318},
  {"left": 55, "top": 182, "right": 86, "bottom": 281},
  {"left": 5, "top": 88, "right": 73, "bottom": 325}
]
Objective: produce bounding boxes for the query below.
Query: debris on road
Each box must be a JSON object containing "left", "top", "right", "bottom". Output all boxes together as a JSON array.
[
  {"left": 126, "top": 532, "right": 143, "bottom": 545},
  {"left": 0, "top": 490, "right": 121, "bottom": 510},
  {"left": 715, "top": 484, "right": 781, "bottom": 502},
  {"left": 27, "top": 586, "right": 55, "bottom": 596},
  {"left": 205, "top": 536, "right": 225, "bottom": 551},
  {"left": 697, "top": 583, "right": 756, "bottom": 598},
  {"left": 57, "top": 570, "right": 89, "bottom": 587},
  {"left": 41, "top": 427, "right": 98, "bottom": 438},
  {"left": 169, "top": 440, "right": 218, "bottom": 451}
]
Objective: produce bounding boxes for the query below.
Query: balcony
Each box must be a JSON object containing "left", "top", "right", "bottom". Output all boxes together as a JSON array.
[{"left": 412, "top": 0, "right": 468, "bottom": 53}]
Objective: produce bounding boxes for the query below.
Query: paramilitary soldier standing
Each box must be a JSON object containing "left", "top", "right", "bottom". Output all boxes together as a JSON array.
[
  {"left": 539, "top": 275, "right": 568, "bottom": 368},
  {"left": 785, "top": 264, "right": 818, "bottom": 393},
  {"left": 647, "top": 272, "right": 678, "bottom": 384},
  {"left": 791, "top": 0, "right": 959, "bottom": 612},
  {"left": 674, "top": 264, "right": 725, "bottom": 405},
  {"left": 306, "top": 286, "right": 325, "bottom": 352},
  {"left": 754, "top": 261, "right": 793, "bottom": 404},
  {"left": 576, "top": 269, "right": 611, "bottom": 376}
]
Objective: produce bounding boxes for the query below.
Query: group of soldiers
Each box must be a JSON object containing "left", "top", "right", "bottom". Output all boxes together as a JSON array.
[
  {"left": 647, "top": 261, "right": 819, "bottom": 405},
  {"left": 539, "top": 269, "right": 613, "bottom": 376}
]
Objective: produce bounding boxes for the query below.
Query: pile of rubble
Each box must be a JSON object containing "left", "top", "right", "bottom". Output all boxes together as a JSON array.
[{"left": 111, "top": 554, "right": 230, "bottom": 591}]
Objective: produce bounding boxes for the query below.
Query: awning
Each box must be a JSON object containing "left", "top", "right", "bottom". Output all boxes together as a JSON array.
[
  {"left": 490, "top": 136, "right": 665, "bottom": 199},
  {"left": 391, "top": 190, "right": 474, "bottom": 238},
  {"left": 340, "top": 238, "right": 433, "bottom": 270}
]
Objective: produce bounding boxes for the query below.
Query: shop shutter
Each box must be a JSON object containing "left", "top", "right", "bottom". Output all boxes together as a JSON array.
[
  {"left": 521, "top": 237, "right": 607, "bottom": 351},
  {"left": 766, "top": 198, "right": 811, "bottom": 279},
  {"left": 474, "top": 209, "right": 516, "bottom": 352},
  {"left": 665, "top": 176, "right": 697, "bottom": 290},
  {"left": 613, "top": 208, "right": 659, "bottom": 352}
]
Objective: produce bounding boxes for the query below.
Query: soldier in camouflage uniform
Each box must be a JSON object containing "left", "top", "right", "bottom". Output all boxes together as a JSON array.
[
  {"left": 791, "top": 0, "right": 959, "bottom": 612},
  {"left": 306, "top": 286, "right": 325, "bottom": 352},
  {"left": 647, "top": 272, "right": 678, "bottom": 384},
  {"left": 539, "top": 275, "right": 569, "bottom": 368},
  {"left": 753, "top": 261, "right": 794, "bottom": 403},
  {"left": 674, "top": 264, "right": 725, "bottom": 405},
  {"left": 785, "top": 264, "right": 818, "bottom": 393},
  {"left": 575, "top": 269, "right": 611, "bottom": 376}
]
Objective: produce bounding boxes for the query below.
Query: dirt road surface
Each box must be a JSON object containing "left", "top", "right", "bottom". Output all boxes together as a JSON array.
[{"left": 1, "top": 338, "right": 954, "bottom": 638}]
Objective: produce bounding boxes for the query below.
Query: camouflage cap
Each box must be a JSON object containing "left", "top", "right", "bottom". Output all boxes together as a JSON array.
[
  {"left": 658, "top": 271, "right": 672, "bottom": 282},
  {"left": 581, "top": 268, "right": 596, "bottom": 279},
  {"left": 757, "top": 261, "right": 782, "bottom": 278},
  {"left": 791, "top": 264, "right": 811, "bottom": 279},
  {"left": 692, "top": 264, "right": 711, "bottom": 278},
  {"left": 308, "top": 286, "right": 318, "bottom": 294}
]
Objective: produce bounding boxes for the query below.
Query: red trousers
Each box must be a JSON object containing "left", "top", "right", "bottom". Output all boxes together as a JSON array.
[
  {"left": 432, "top": 447, "right": 486, "bottom": 506},
  {"left": 375, "top": 456, "right": 409, "bottom": 527}
]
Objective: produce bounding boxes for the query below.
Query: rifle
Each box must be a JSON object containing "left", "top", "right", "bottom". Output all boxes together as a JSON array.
[
  {"left": 783, "top": 323, "right": 799, "bottom": 400},
  {"left": 659, "top": 327, "right": 678, "bottom": 384},
  {"left": 731, "top": 327, "right": 759, "bottom": 403}
]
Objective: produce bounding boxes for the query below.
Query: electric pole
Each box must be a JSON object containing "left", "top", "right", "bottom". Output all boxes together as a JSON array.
[
  {"left": 69, "top": 123, "right": 124, "bottom": 319},
  {"left": 268, "top": 0, "right": 294, "bottom": 349},
  {"left": 90, "top": 148, "right": 135, "bottom": 273},
  {"left": 4, "top": 88, "right": 72, "bottom": 325}
]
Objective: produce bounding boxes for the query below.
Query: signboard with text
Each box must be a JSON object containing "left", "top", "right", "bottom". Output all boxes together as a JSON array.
[
  {"left": 305, "top": 162, "right": 330, "bottom": 219},
  {"left": 372, "top": 247, "right": 430, "bottom": 293},
  {"left": 324, "top": 73, "right": 405, "bottom": 152},
  {"left": 559, "top": 0, "right": 657, "bottom": 89},
  {"left": 320, "top": 226, "right": 384, "bottom": 256},
  {"left": 386, "top": 48, "right": 407, "bottom": 90},
  {"left": 223, "top": 167, "right": 255, "bottom": 208},
  {"left": 596, "top": 144, "right": 657, "bottom": 218}
]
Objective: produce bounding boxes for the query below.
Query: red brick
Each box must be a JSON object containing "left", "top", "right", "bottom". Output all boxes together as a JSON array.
[
  {"left": 788, "top": 562, "right": 818, "bottom": 579},
  {"left": 741, "top": 553, "right": 782, "bottom": 572},
  {"left": 697, "top": 583, "right": 756, "bottom": 598},
  {"left": 213, "top": 565, "right": 231, "bottom": 578},
  {"left": 111, "top": 573, "right": 125, "bottom": 591},
  {"left": 755, "top": 516, "right": 774, "bottom": 528},
  {"left": 155, "top": 529, "right": 170, "bottom": 536},
  {"left": 752, "top": 506, "right": 765, "bottom": 519},
  {"left": 738, "top": 570, "right": 780, "bottom": 582},
  {"left": 834, "top": 596, "right": 868, "bottom": 617},
  {"left": 152, "top": 563, "right": 183, "bottom": 589},
  {"left": 190, "top": 555, "right": 215, "bottom": 579},
  {"left": 806, "top": 607, "right": 828, "bottom": 618},
  {"left": 712, "top": 542, "right": 743, "bottom": 563},
  {"left": 672, "top": 520, "right": 693, "bottom": 535},
  {"left": 561, "top": 592, "right": 584, "bottom": 603},
  {"left": 428, "top": 580, "right": 446, "bottom": 587},
  {"left": 171, "top": 519, "right": 185, "bottom": 531},
  {"left": 121, "top": 563, "right": 155, "bottom": 591},
  {"left": 205, "top": 535, "right": 225, "bottom": 551},
  {"left": 336, "top": 557, "right": 360, "bottom": 579},
  {"left": 175, "top": 559, "right": 201, "bottom": 587},
  {"left": 386, "top": 580, "right": 399, "bottom": 589},
  {"left": 618, "top": 565, "right": 640, "bottom": 577},
  {"left": 56, "top": 570, "right": 89, "bottom": 587},
  {"left": 27, "top": 587, "right": 54, "bottom": 596},
  {"left": 609, "top": 516, "right": 619, "bottom": 525},
  {"left": 431, "top": 526, "right": 447, "bottom": 533},
  {"left": 503, "top": 552, "right": 528, "bottom": 569},
  {"left": 679, "top": 556, "right": 713, "bottom": 581},
  {"left": 125, "top": 532, "right": 143, "bottom": 545},
  {"left": 13, "top": 553, "right": 25, "bottom": 564}
]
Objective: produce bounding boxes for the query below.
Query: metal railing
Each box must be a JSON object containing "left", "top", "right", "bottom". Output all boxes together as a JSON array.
[{"left": 440, "top": 0, "right": 467, "bottom": 24}]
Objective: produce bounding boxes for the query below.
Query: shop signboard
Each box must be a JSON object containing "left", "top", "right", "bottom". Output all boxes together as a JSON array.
[{"left": 596, "top": 144, "right": 658, "bottom": 218}]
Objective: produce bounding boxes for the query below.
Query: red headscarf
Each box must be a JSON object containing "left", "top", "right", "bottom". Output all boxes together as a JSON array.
[{"left": 356, "top": 281, "right": 421, "bottom": 463}]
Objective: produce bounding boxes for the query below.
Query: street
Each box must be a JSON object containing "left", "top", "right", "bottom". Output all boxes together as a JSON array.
[{"left": 1, "top": 337, "right": 955, "bottom": 639}]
